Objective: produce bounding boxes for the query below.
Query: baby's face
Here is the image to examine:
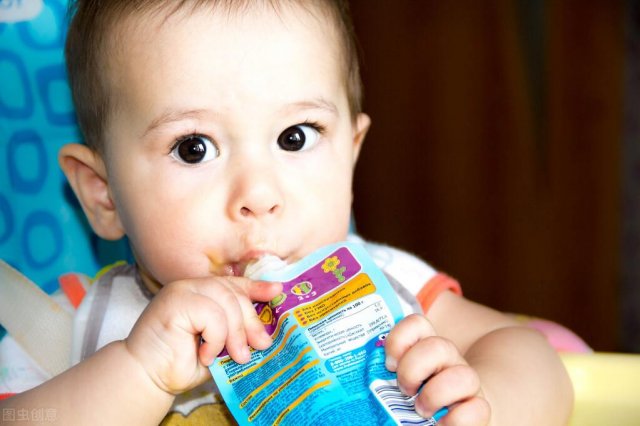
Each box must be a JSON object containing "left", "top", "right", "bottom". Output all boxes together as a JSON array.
[{"left": 100, "top": 4, "right": 369, "bottom": 287}]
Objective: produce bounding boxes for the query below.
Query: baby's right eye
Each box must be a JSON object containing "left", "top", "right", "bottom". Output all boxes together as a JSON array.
[{"left": 170, "top": 134, "right": 219, "bottom": 164}]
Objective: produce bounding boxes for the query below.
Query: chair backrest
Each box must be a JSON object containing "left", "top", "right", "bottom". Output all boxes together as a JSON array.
[{"left": 0, "top": 1, "right": 128, "bottom": 306}]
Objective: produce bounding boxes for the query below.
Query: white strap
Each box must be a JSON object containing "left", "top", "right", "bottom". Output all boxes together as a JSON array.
[{"left": 0, "top": 260, "right": 72, "bottom": 378}]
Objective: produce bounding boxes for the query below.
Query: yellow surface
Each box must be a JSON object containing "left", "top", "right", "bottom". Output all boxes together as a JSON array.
[{"left": 562, "top": 352, "right": 640, "bottom": 425}]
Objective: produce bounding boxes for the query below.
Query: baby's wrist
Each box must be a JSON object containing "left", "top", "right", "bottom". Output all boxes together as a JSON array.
[{"left": 115, "top": 339, "right": 176, "bottom": 404}]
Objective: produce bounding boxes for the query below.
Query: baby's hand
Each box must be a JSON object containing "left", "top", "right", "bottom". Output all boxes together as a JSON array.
[
  {"left": 123, "top": 277, "right": 282, "bottom": 395},
  {"left": 385, "top": 314, "right": 490, "bottom": 425}
]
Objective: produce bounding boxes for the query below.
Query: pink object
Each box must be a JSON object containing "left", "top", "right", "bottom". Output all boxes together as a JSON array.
[
  {"left": 514, "top": 315, "right": 592, "bottom": 353},
  {"left": 526, "top": 319, "right": 592, "bottom": 353}
]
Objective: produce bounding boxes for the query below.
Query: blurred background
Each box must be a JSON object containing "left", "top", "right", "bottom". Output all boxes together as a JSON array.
[{"left": 350, "top": 0, "right": 638, "bottom": 352}]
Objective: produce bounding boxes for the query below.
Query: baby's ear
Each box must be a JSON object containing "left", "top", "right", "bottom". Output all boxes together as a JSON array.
[
  {"left": 58, "top": 144, "right": 125, "bottom": 240},
  {"left": 352, "top": 113, "right": 371, "bottom": 164}
]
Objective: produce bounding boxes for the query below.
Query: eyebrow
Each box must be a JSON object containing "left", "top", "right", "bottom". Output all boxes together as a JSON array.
[
  {"left": 285, "top": 98, "right": 339, "bottom": 116},
  {"left": 141, "top": 98, "right": 339, "bottom": 137},
  {"left": 142, "top": 108, "right": 209, "bottom": 138}
]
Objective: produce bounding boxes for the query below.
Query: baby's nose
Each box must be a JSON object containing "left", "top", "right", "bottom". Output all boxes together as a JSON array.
[
  {"left": 239, "top": 202, "right": 279, "bottom": 218},
  {"left": 228, "top": 163, "right": 283, "bottom": 221}
]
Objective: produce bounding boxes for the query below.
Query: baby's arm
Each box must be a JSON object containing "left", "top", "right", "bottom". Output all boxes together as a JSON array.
[
  {"left": 385, "top": 292, "right": 573, "bottom": 426},
  {"left": 0, "top": 276, "right": 282, "bottom": 425}
]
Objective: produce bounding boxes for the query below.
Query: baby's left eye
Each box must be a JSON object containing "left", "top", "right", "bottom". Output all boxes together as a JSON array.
[
  {"left": 277, "top": 124, "right": 320, "bottom": 152},
  {"left": 170, "top": 134, "right": 218, "bottom": 164}
]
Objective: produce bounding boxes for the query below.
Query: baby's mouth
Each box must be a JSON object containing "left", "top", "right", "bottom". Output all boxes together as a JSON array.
[
  {"left": 209, "top": 261, "right": 248, "bottom": 277},
  {"left": 214, "top": 252, "right": 279, "bottom": 277},
  {"left": 225, "top": 262, "right": 250, "bottom": 277},
  {"left": 207, "top": 234, "right": 286, "bottom": 276}
]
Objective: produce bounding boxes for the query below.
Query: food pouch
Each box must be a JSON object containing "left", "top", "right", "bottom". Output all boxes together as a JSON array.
[{"left": 209, "top": 242, "right": 446, "bottom": 425}]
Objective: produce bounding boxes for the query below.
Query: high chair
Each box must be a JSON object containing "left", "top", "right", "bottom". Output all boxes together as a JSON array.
[{"left": 0, "top": 0, "right": 129, "bottom": 301}]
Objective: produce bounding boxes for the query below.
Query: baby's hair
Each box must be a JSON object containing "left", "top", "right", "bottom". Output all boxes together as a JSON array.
[{"left": 65, "top": 0, "right": 363, "bottom": 155}]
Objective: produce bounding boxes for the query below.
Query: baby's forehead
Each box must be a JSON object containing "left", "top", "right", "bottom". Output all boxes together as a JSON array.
[
  {"left": 107, "top": 1, "right": 345, "bottom": 66},
  {"left": 106, "top": 1, "right": 348, "bottom": 81},
  {"left": 101, "top": 1, "right": 351, "bottom": 121}
]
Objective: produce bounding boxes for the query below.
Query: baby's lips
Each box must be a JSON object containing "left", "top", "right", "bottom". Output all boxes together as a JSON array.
[{"left": 220, "top": 257, "right": 275, "bottom": 277}]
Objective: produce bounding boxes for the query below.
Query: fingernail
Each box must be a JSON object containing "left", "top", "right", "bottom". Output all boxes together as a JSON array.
[
  {"left": 414, "top": 398, "right": 427, "bottom": 417},
  {"left": 385, "top": 356, "right": 397, "bottom": 371},
  {"left": 262, "top": 331, "right": 273, "bottom": 346},
  {"left": 252, "top": 329, "right": 272, "bottom": 350},
  {"left": 239, "top": 345, "right": 251, "bottom": 363},
  {"left": 398, "top": 383, "right": 409, "bottom": 396},
  {"left": 204, "top": 355, "right": 214, "bottom": 367}
]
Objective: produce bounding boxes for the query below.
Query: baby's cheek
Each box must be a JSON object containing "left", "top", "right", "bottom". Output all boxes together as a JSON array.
[{"left": 138, "top": 246, "right": 208, "bottom": 286}]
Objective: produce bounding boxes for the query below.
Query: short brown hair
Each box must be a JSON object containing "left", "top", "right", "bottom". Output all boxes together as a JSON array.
[{"left": 65, "top": 0, "right": 363, "bottom": 155}]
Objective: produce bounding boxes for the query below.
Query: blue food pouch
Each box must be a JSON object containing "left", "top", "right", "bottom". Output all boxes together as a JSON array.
[{"left": 209, "top": 242, "right": 446, "bottom": 425}]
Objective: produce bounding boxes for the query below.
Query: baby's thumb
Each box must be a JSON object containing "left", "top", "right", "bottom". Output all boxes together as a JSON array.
[{"left": 244, "top": 279, "right": 283, "bottom": 302}]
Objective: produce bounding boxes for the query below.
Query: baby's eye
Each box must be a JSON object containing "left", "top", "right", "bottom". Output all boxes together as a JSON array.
[
  {"left": 277, "top": 124, "right": 321, "bottom": 152},
  {"left": 170, "top": 134, "right": 218, "bottom": 164}
]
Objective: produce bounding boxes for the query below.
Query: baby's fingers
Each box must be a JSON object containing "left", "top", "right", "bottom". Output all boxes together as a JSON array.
[
  {"left": 437, "top": 396, "right": 490, "bottom": 426},
  {"left": 241, "top": 277, "right": 283, "bottom": 302},
  {"left": 412, "top": 362, "right": 480, "bottom": 419},
  {"left": 197, "top": 278, "right": 281, "bottom": 364},
  {"left": 395, "top": 335, "right": 468, "bottom": 396},
  {"left": 230, "top": 277, "right": 283, "bottom": 349},
  {"left": 385, "top": 314, "right": 437, "bottom": 371},
  {"left": 197, "top": 279, "right": 251, "bottom": 364}
]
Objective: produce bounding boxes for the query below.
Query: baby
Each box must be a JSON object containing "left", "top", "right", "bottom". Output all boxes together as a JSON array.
[{"left": 0, "top": 1, "right": 573, "bottom": 424}]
